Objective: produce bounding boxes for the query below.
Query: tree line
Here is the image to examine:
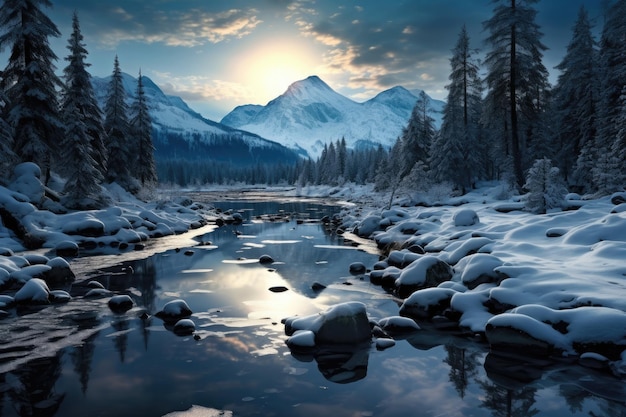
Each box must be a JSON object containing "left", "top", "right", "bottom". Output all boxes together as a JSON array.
[
  {"left": 0, "top": 1, "right": 157, "bottom": 209},
  {"left": 368, "top": 0, "right": 626, "bottom": 205},
  {"left": 2, "top": 0, "right": 624, "bottom": 208}
]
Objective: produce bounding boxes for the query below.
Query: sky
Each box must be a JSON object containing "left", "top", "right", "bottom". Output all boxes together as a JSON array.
[{"left": 9, "top": 0, "right": 609, "bottom": 121}]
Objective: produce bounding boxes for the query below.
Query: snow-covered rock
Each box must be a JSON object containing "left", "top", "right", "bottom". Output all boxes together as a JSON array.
[
  {"left": 10, "top": 264, "right": 51, "bottom": 284},
  {"left": 14, "top": 278, "right": 50, "bottom": 304},
  {"left": 259, "top": 254, "right": 274, "bottom": 264},
  {"left": 108, "top": 294, "right": 134, "bottom": 313},
  {"left": 55, "top": 241, "right": 79, "bottom": 257},
  {"left": 155, "top": 299, "right": 193, "bottom": 322},
  {"left": 452, "top": 208, "right": 479, "bottom": 226},
  {"left": 354, "top": 215, "right": 383, "bottom": 238},
  {"left": 349, "top": 262, "right": 367, "bottom": 274},
  {"left": 395, "top": 256, "right": 453, "bottom": 297},
  {"left": 8, "top": 162, "right": 45, "bottom": 205},
  {"left": 48, "top": 290, "right": 71, "bottom": 303},
  {"left": 386, "top": 250, "right": 421, "bottom": 268},
  {"left": 377, "top": 316, "right": 421, "bottom": 335},
  {"left": 399, "top": 287, "right": 459, "bottom": 320},
  {"left": 459, "top": 253, "right": 506, "bottom": 289},
  {"left": 486, "top": 305, "right": 626, "bottom": 359},
  {"left": 283, "top": 301, "right": 372, "bottom": 346},
  {"left": 44, "top": 257, "right": 75, "bottom": 283}
]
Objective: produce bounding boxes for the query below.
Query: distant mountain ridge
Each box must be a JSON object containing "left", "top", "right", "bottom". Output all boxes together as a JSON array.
[
  {"left": 91, "top": 73, "right": 300, "bottom": 166},
  {"left": 221, "top": 75, "right": 445, "bottom": 158}
]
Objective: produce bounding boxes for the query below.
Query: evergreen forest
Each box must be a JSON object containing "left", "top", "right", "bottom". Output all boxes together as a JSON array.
[{"left": 1, "top": 0, "right": 625, "bottom": 205}]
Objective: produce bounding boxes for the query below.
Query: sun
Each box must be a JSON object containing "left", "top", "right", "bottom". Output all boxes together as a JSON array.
[
  {"left": 233, "top": 37, "right": 319, "bottom": 102},
  {"left": 259, "top": 60, "right": 303, "bottom": 98}
]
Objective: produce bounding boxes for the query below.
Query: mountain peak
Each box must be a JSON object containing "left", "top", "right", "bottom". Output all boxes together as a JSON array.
[
  {"left": 283, "top": 75, "right": 335, "bottom": 98},
  {"left": 220, "top": 76, "right": 445, "bottom": 158}
]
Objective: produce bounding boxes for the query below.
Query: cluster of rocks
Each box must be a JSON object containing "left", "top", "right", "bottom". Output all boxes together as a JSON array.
[
  {"left": 0, "top": 245, "right": 198, "bottom": 338},
  {"left": 0, "top": 163, "right": 213, "bottom": 257},
  {"left": 282, "top": 204, "right": 626, "bottom": 379},
  {"left": 0, "top": 251, "right": 76, "bottom": 315}
]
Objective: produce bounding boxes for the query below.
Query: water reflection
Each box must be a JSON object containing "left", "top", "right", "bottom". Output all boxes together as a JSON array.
[
  {"left": 6, "top": 353, "right": 65, "bottom": 417},
  {"left": 0, "top": 199, "right": 625, "bottom": 416}
]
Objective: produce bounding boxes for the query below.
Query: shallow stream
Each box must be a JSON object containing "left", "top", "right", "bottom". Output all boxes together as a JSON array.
[{"left": 0, "top": 198, "right": 624, "bottom": 416}]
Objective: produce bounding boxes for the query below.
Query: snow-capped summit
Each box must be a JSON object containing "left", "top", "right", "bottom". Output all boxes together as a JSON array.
[
  {"left": 280, "top": 75, "right": 350, "bottom": 104},
  {"left": 221, "top": 75, "right": 444, "bottom": 158}
]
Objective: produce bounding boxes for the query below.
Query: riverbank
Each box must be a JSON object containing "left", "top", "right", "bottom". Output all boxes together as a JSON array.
[{"left": 2, "top": 177, "right": 626, "bottom": 378}]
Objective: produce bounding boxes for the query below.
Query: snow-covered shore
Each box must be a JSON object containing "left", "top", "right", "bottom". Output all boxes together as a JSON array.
[
  {"left": 2, "top": 168, "right": 626, "bottom": 378},
  {"left": 0, "top": 163, "right": 219, "bottom": 292},
  {"left": 313, "top": 182, "right": 626, "bottom": 377}
]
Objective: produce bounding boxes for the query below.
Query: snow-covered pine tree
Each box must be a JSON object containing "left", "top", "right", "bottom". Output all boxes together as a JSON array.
[
  {"left": 401, "top": 91, "right": 435, "bottom": 177},
  {"left": 552, "top": 6, "right": 597, "bottom": 191},
  {"left": 375, "top": 138, "right": 404, "bottom": 209},
  {"left": 130, "top": 70, "right": 157, "bottom": 189},
  {"left": 608, "top": 85, "right": 626, "bottom": 190},
  {"left": 336, "top": 137, "right": 347, "bottom": 181},
  {"left": 0, "top": 0, "right": 63, "bottom": 184},
  {"left": 432, "top": 25, "right": 483, "bottom": 193},
  {"left": 323, "top": 141, "right": 338, "bottom": 184},
  {"left": 595, "top": 0, "right": 626, "bottom": 194},
  {"left": 104, "top": 56, "right": 135, "bottom": 191},
  {"left": 523, "top": 158, "right": 567, "bottom": 214},
  {"left": 60, "top": 97, "right": 104, "bottom": 209},
  {"left": 0, "top": 91, "right": 15, "bottom": 176},
  {"left": 59, "top": 12, "right": 107, "bottom": 207},
  {"left": 483, "top": 0, "right": 549, "bottom": 190},
  {"left": 315, "top": 143, "right": 328, "bottom": 185}
]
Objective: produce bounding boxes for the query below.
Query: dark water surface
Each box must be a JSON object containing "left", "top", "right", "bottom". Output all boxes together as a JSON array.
[{"left": 1, "top": 199, "right": 625, "bottom": 417}]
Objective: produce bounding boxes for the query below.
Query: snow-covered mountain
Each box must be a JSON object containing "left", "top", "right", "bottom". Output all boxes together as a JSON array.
[
  {"left": 91, "top": 73, "right": 299, "bottom": 165},
  {"left": 220, "top": 75, "right": 445, "bottom": 158}
]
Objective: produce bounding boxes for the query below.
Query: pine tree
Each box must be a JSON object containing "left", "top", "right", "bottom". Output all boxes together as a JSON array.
[
  {"left": 60, "top": 98, "right": 104, "bottom": 209},
  {"left": 595, "top": 0, "right": 626, "bottom": 193},
  {"left": 608, "top": 85, "right": 626, "bottom": 190},
  {"left": 375, "top": 138, "right": 404, "bottom": 209},
  {"left": 61, "top": 12, "right": 107, "bottom": 178},
  {"left": 59, "top": 12, "right": 106, "bottom": 208},
  {"left": 104, "top": 56, "right": 134, "bottom": 190},
  {"left": 552, "top": 6, "right": 597, "bottom": 191},
  {"left": 433, "top": 26, "right": 483, "bottom": 193},
  {"left": 523, "top": 158, "right": 567, "bottom": 214},
  {"left": 0, "top": 0, "right": 63, "bottom": 184},
  {"left": 483, "top": 0, "right": 549, "bottom": 189},
  {"left": 0, "top": 91, "right": 15, "bottom": 175},
  {"left": 336, "top": 137, "right": 347, "bottom": 180},
  {"left": 401, "top": 91, "right": 435, "bottom": 177},
  {"left": 130, "top": 70, "right": 157, "bottom": 188}
]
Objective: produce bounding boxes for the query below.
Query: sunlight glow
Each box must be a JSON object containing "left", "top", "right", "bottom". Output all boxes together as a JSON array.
[{"left": 232, "top": 37, "right": 319, "bottom": 102}]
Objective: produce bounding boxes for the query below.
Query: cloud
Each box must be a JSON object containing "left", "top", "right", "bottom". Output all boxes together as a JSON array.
[
  {"left": 55, "top": 2, "right": 262, "bottom": 48},
  {"left": 284, "top": 0, "right": 484, "bottom": 96},
  {"left": 153, "top": 72, "right": 253, "bottom": 103}
]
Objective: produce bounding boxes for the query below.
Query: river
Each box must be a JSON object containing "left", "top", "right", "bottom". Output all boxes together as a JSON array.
[{"left": 0, "top": 196, "right": 624, "bottom": 417}]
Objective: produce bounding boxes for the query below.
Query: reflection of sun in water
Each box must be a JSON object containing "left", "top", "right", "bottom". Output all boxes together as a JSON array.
[{"left": 235, "top": 38, "right": 319, "bottom": 102}]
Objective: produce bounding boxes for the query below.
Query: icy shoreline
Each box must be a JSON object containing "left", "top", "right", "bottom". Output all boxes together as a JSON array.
[
  {"left": 324, "top": 183, "right": 626, "bottom": 378},
  {"left": 2, "top": 176, "right": 626, "bottom": 378}
]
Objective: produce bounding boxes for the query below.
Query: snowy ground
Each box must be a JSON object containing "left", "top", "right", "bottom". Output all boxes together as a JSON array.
[
  {"left": 1, "top": 168, "right": 625, "bottom": 378},
  {"left": 322, "top": 181, "right": 626, "bottom": 377}
]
